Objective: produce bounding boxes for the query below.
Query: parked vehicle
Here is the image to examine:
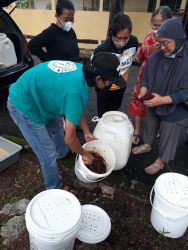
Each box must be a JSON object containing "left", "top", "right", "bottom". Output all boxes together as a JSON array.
[{"left": 0, "top": 0, "right": 33, "bottom": 98}]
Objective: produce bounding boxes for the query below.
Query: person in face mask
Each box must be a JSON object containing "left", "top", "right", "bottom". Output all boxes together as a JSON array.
[
  {"left": 132, "top": 18, "right": 188, "bottom": 175},
  {"left": 93, "top": 13, "right": 138, "bottom": 118},
  {"left": 128, "top": 6, "right": 172, "bottom": 145},
  {"left": 28, "top": 0, "right": 79, "bottom": 62}
]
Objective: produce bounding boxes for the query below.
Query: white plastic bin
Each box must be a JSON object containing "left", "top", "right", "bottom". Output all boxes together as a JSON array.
[
  {"left": 93, "top": 111, "right": 134, "bottom": 170},
  {"left": 0, "top": 137, "right": 22, "bottom": 172},
  {"left": 150, "top": 173, "right": 188, "bottom": 238},
  {"left": 75, "top": 140, "right": 116, "bottom": 183},
  {"left": 25, "top": 190, "right": 82, "bottom": 250},
  {"left": 0, "top": 33, "right": 17, "bottom": 68}
]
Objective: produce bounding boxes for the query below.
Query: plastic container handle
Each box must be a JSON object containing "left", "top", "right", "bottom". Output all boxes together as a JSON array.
[
  {"left": 150, "top": 186, "right": 188, "bottom": 222},
  {"left": 92, "top": 116, "right": 100, "bottom": 122},
  {"left": 76, "top": 167, "right": 109, "bottom": 183}
]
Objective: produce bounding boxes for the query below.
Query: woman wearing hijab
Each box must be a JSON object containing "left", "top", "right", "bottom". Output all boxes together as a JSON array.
[
  {"left": 132, "top": 18, "right": 188, "bottom": 175},
  {"left": 128, "top": 6, "right": 172, "bottom": 145}
]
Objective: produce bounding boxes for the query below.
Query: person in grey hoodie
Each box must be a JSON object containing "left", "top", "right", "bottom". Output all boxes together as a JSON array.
[{"left": 132, "top": 18, "right": 188, "bottom": 175}]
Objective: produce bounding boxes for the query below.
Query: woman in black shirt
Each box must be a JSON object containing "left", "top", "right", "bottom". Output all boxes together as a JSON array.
[
  {"left": 28, "top": 0, "right": 79, "bottom": 62},
  {"left": 93, "top": 13, "right": 138, "bottom": 117}
]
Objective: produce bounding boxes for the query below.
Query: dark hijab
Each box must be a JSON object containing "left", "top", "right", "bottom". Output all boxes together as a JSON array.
[{"left": 141, "top": 18, "right": 188, "bottom": 116}]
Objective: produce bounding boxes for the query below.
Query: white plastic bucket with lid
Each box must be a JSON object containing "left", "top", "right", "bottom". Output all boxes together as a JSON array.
[
  {"left": 0, "top": 33, "right": 17, "bottom": 68},
  {"left": 25, "top": 189, "right": 82, "bottom": 250},
  {"left": 92, "top": 111, "right": 134, "bottom": 170},
  {"left": 75, "top": 139, "right": 116, "bottom": 183},
  {"left": 150, "top": 172, "right": 188, "bottom": 238},
  {"left": 25, "top": 190, "right": 111, "bottom": 249}
]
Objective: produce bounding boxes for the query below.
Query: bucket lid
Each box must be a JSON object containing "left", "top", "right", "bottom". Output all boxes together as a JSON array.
[
  {"left": 154, "top": 173, "right": 188, "bottom": 209},
  {"left": 25, "top": 190, "right": 82, "bottom": 237},
  {"left": 76, "top": 205, "right": 111, "bottom": 244}
]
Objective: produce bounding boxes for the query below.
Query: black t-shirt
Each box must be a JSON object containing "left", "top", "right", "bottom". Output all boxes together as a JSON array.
[{"left": 28, "top": 24, "right": 80, "bottom": 62}]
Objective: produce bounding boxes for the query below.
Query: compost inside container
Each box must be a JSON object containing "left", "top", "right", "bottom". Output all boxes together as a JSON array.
[{"left": 85, "top": 151, "right": 106, "bottom": 174}]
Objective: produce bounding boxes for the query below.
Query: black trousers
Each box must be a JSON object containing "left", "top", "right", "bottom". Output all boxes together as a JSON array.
[{"left": 96, "top": 88, "right": 126, "bottom": 118}]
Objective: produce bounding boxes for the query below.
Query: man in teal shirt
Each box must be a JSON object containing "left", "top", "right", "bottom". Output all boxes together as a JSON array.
[{"left": 8, "top": 53, "right": 127, "bottom": 189}]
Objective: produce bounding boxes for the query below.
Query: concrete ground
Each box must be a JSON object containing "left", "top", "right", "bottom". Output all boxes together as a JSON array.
[{"left": 0, "top": 64, "right": 188, "bottom": 186}]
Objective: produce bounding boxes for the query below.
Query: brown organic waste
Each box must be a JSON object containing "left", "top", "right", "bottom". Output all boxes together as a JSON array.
[{"left": 85, "top": 151, "right": 106, "bottom": 174}]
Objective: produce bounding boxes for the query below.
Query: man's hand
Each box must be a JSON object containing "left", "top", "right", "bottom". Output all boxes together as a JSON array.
[
  {"left": 82, "top": 151, "right": 94, "bottom": 165},
  {"left": 144, "top": 93, "right": 172, "bottom": 107}
]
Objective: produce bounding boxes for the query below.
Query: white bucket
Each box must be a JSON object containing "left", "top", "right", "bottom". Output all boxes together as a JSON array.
[
  {"left": 93, "top": 111, "right": 134, "bottom": 170},
  {"left": 25, "top": 189, "right": 82, "bottom": 250},
  {"left": 75, "top": 140, "right": 116, "bottom": 183},
  {"left": 0, "top": 33, "right": 17, "bottom": 68},
  {"left": 150, "top": 173, "right": 188, "bottom": 238}
]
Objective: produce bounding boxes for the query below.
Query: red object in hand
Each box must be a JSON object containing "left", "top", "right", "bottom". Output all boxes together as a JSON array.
[{"left": 138, "top": 92, "right": 154, "bottom": 102}]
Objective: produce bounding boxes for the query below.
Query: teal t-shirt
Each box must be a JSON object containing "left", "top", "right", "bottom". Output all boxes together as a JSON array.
[{"left": 9, "top": 61, "right": 88, "bottom": 125}]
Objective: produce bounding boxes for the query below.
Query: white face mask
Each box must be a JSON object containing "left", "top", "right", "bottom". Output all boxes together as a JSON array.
[
  {"left": 152, "top": 29, "right": 158, "bottom": 34},
  {"left": 59, "top": 21, "right": 72, "bottom": 32}
]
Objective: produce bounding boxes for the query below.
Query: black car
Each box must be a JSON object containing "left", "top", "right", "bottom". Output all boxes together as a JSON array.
[{"left": 0, "top": 0, "right": 33, "bottom": 98}]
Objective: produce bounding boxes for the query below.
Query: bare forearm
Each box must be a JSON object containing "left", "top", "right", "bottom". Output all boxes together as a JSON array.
[
  {"left": 79, "top": 115, "right": 90, "bottom": 134},
  {"left": 66, "top": 135, "right": 85, "bottom": 156}
]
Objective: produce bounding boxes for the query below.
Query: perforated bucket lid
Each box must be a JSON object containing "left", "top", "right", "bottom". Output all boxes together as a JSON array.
[
  {"left": 154, "top": 173, "right": 188, "bottom": 209},
  {"left": 76, "top": 205, "right": 111, "bottom": 244},
  {"left": 25, "top": 189, "right": 82, "bottom": 239}
]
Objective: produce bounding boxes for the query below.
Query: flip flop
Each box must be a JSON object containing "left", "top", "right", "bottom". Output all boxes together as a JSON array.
[
  {"left": 132, "top": 144, "right": 152, "bottom": 155},
  {"left": 144, "top": 162, "right": 164, "bottom": 175}
]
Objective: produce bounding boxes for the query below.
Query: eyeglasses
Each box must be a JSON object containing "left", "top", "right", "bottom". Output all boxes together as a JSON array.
[
  {"left": 151, "top": 24, "right": 161, "bottom": 30},
  {"left": 156, "top": 40, "right": 173, "bottom": 47}
]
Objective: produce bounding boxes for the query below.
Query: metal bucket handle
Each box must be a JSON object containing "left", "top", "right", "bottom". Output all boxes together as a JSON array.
[{"left": 150, "top": 186, "right": 188, "bottom": 222}]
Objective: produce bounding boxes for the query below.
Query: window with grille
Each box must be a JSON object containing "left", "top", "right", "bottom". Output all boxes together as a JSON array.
[
  {"left": 160, "top": 0, "right": 182, "bottom": 15},
  {"left": 103, "top": 0, "right": 157, "bottom": 12},
  {"left": 71, "top": 0, "right": 99, "bottom": 11},
  {"left": 16, "top": 0, "right": 51, "bottom": 9}
]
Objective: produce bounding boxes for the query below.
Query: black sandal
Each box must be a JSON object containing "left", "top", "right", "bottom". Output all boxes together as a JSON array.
[{"left": 132, "top": 134, "right": 140, "bottom": 145}]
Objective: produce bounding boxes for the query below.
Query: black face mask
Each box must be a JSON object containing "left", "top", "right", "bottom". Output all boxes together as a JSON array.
[{"left": 103, "top": 84, "right": 112, "bottom": 91}]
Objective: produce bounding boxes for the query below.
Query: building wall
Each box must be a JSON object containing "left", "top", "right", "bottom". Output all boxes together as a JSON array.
[{"left": 5, "top": 0, "right": 186, "bottom": 49}]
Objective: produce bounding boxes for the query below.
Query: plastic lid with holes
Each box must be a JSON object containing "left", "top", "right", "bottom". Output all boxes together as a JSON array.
[
  {"left": 25, "top": 189, "right": 82, "bottom": 239},
  {"left": 154, "top": 173, "right": 188, "bottom": 209},
  {"left": 76, "top": 205, "right": 111, "bottom": 244}
]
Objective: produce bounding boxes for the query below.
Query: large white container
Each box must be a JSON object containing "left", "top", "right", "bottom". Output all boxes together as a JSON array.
[
  {"left": 25, "top": 190, "right": 111, "bottom": 250},
  {"left": 93, "top": 111, "right": 134, "bottom": 170},
  {"left": 75, "top": 140, "right": 116, "bottom": 183},
  {"left": 25, "top": 189, "right": 82, "bottom": 250},
  {"left": 0, "top": 33, "right": 17, "bottom": 68},
  {"left": 150, "top": 173, "right": 188, "bottom": 238}
]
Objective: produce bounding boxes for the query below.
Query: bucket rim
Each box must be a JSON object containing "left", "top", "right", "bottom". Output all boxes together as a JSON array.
[
  {"left": 79, "top": 139, "right": 116, "bottom": 177},
  {"left": 25, "top": 189, "right": 82, "bottom": 236},
  {"left": 154, "top": 173, "right": 188, "bottom": 210}
]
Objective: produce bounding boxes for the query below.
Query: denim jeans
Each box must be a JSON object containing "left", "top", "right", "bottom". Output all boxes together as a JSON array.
[{"left": 7, "top": 98, "right": 69, "bottom": 189}]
